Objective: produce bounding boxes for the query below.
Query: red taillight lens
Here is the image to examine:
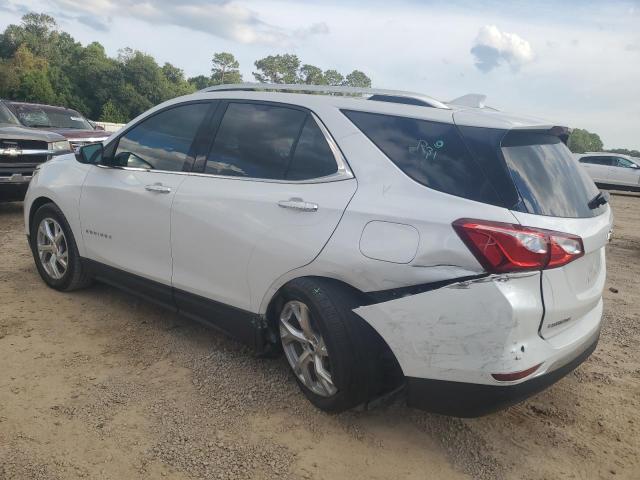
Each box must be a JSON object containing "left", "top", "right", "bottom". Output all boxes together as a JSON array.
[
  {"left": 491, "top": 363, "right": 542, "bottom": 382},
  {"left": 453, "top": 219, "right": 584, "bottom": 273}
]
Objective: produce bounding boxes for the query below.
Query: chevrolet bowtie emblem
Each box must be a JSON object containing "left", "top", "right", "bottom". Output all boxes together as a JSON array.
[{"left": 2, "top": 148, "right": 21, "bottom": 156}]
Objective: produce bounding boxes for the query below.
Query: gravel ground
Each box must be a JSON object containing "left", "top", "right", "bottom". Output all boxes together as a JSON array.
[{"left": 1, "top": 192, "right": 639, "bottom": 480}]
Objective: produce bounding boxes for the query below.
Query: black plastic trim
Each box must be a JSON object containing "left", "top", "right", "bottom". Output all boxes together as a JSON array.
[
  {"left": 595, "top": 183, "right": 640, "bottom": 193},
  {"left": 82, "top": 258, "right": 265, "bottom": 350},
  {"left": 406, "top": 332, "right": 599, "bottom": 417},
  {"left": 363, "top": 274, "right": 488, "bottom": 304}
]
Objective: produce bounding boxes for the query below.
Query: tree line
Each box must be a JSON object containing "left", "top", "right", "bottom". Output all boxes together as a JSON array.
[
  {"left": 0, "top": 13, "right": 371, "bottom": 123},
  {"left": 567, "top": 128, "right": 639, "bottom": 157},
  {"left": 0, "top": 13, "right": 635, "bottom": 156}
]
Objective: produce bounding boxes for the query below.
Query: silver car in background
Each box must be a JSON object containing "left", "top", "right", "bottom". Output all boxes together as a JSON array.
[{"left": 576, "top": 152, "right": 640, "bottom": 192}]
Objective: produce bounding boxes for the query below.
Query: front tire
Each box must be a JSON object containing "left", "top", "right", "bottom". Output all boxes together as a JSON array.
[
  {"left": 277, "top": 278, "right": 382, "bottom": 413},
  {"left": 30, "top": 203, "right": 92, "bottom": 291}
]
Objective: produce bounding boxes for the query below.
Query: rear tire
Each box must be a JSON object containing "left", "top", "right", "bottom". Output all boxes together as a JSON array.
[
  {"left": 30, "top": 202, "right": 92, "bottom": 292},
  {"left": 277, "top": 277, "right": 382, "bottom": 413}
]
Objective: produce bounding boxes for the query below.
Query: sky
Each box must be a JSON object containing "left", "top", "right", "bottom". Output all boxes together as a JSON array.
[{"left": 0, "top": 0, "right": 639, "bottom": 149}]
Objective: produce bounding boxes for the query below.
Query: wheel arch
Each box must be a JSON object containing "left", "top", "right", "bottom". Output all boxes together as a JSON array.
[
  {"left": 28, "top": 196, "right": 56, "bottom": 236},
  {"left": 263, "top": 275, "right": 405, "bottom": 382}
]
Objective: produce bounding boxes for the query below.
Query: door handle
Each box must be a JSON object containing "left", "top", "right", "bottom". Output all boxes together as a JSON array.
[
  {"left": 145, "top": 183, "right": 171, "bottom": 193},
  {"left": 278, "top": 198, "right": 318, "bottom": 212}
]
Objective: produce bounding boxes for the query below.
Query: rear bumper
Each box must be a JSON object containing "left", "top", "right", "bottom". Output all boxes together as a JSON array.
[{"left": 406, "top": 329, "right": 599, "bottom": 417}]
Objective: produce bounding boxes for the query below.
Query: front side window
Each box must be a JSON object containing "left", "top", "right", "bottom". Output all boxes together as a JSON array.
[
  {"left": 205, "top": 103, "right": 307, "bottom": 179},
  {"left": 342, "top": 110, "right": 502, "bottom": 205},
  {"left": 615, "top": 157, "right": 636, "bottom": 168},
  {"left": 113, "top": 103, "right": 210, "bottom": 172}
]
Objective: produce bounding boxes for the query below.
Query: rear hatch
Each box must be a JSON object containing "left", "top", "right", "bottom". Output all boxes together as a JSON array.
[{"left": 498, "top": 130, "right": 611, "bottom": 338}]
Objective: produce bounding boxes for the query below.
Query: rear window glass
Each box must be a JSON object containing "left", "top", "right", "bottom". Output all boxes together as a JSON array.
[
  {"left": 206, "top": 103, "right": 306, "bottom": 179},
  {"left": 342, "top": 110, "right": 502, "bottom": 205},
  {"left": 501, "top": 133, "right": 603, "bottom": 218}
]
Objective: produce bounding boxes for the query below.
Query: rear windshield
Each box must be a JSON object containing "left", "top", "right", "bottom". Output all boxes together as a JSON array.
[
  {"left": 501, "top": 132, "right": 603, "bottom": 218},
  {"left": 9, "top": 103, "right": 92, "bottom": 130},
  {"left": 342, "top": 110, "right": 503, "bottom": 206}
]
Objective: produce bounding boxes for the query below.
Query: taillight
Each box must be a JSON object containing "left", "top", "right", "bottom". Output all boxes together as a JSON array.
[{"left": 453, "top": 219, "right": 584, "bottom": 273}]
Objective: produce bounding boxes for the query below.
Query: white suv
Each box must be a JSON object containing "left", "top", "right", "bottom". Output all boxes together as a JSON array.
[
  {"left": 24, "top": 84, "right": 612, "bottom": 416},
  {"left": 576, "top": 152, "right": 640, "bottom": 192}
]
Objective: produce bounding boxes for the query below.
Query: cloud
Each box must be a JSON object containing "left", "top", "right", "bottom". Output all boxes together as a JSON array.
[
  {"left": 47, "top": 0, "right": 325, "bottom": 45},
  {"left": 625, "top": 43, "right": 640, "bottom": 52},
  {"left": 470, "top": 25, "right": 534, "bottom": 73},
  {"left": 76, "top": 14, "right": 110, "bottom": 32}
]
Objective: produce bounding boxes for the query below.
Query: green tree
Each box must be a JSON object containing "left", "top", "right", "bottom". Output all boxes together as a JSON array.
[
  {"left": 299, "top": 64, "right": 325, "bottom": 85},
  {"left": 323, "top": 69, "right": 344, "bottom": 86},
  {"left": 0, "top": 12, "right": 374, "bottom": 124},
  {"left": 211, "top": 52, "right": 242, "bottom": 85},
  {"left": 253, "top": 54, "right": 301, "bottom": 84},
  {"left": 568, "top": 128, "right": 604, "bottom": 153},
  {"left": 188, "top": 75, "right": 212, "bottom": 90},
  {"left": 606, "top": 148, "right": 640, "bottom": 157},
  {"left": 99, "top": 99, "right": 127, "bottom": 123},
  {"left": 344, "top": 70, "right": 372, "bottom": 88}
]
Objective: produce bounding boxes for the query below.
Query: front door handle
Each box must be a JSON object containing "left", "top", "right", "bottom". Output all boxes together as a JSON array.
[
  {"left": 278, "top": 198, "right": 318, "bottom": 212},
  {"left": 145, "top": 183, "right": 171, "bottom": 194}
]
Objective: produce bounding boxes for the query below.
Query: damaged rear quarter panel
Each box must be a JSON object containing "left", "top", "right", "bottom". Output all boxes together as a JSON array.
[{"left": 353, "top": 272, "right": 543, "bottom": 384}]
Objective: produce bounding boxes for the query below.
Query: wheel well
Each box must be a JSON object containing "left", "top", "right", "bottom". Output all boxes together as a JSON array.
[
  {"left": 28, "top": 196, "right": 55, "bottom": 235},
  {"left": 265, "top": 276, "right": 404, "bottom": 384}
]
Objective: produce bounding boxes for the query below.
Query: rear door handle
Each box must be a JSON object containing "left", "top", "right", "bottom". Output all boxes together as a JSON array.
[
  {"left": 278, "top": 198, "right": 318, "bottom": 212},
  {"left": 145, "top": 183, "right": 171, "bottom": 194}
]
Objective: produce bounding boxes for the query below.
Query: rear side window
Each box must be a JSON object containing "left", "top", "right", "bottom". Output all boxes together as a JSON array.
[
  {"left": 206, "top": 103, "right": 306, "bottom": 179},
  {"left": 501, "top": 133, "right": 602, "bottom": 218},
  {"left": 286, "top": 117, "right": 338, "bottom": 180},
  {"left": 579, "top": 156, "right": 613, "bottom": 166},
  {"left": 342, "top": 110, "right": 502, "bottom": 205},
  {"left": 114, "top": 102, "right": 210, "bottom": 172}
]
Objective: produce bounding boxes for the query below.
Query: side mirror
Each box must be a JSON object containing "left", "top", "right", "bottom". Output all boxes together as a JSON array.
[
  {"left": 76, "top": 142, "right": 104, "bottom": 165},
  {"left": 94, "top": 124, "right": 105, "bottom": 131}
]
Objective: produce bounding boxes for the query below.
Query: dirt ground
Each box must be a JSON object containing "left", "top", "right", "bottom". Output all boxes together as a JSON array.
[{"left": 1, "top": 193, "right": 639, "bottom": 480}]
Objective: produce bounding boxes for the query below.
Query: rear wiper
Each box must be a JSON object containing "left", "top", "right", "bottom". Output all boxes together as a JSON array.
[{"left": 588, "top": 191, "right": 609, "bottom": 210}]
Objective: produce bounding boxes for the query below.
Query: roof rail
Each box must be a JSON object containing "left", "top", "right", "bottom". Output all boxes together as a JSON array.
[{"left": 199, "top": 83, "right": 450, "bottom": 109}]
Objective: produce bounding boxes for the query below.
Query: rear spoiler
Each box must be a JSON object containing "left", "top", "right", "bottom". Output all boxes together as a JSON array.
[{"left": 508, "top": 125, "right": 571, "bottom": 145}]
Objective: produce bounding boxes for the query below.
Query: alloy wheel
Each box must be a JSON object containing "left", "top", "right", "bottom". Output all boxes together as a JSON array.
[
  {"left": 36, "top": 217, "right": 69, "bottom": 280},
  {"left": 279, "top": 300, "right": 338, "bottom": 397}
]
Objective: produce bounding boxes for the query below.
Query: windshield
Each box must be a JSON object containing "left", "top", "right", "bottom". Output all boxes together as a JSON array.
[
  {"left": 10, "top": 103, "right": 93, "bottom": 130},
  {"left": 501, "top": 132, "right": 605, "bottom": 218},
  {"left": 0, "top": 103, "right": 19, "bottom": 125}
]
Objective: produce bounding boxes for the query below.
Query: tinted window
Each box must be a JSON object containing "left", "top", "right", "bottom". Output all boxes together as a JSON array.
[
  {"left": 343, "top": 110, "right": 502, "bottom": 205},
  {"left": 580, "top": 156, "right": 613, "bottom": 166},
  {"left": 286, "top": 117, "right": 337, "bottom": 180},
  {"left": 501, "top": 133, "right": 603, "bottom": 218},
  {"left": 615, "top": 157, "right": 636, "bottom": 168},
  {"left": 206, "top": 103, "right": 306, "bottom": 179},
  {"left": 114, "top": 103, "right": 209, "bottom": 172}
]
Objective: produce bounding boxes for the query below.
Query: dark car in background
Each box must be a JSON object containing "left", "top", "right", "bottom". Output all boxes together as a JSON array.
[
  {"left": 0, "top": 102, "right": 72, "bottom": 201},
  {"left": 2, "top": 100, "right": 110, "bottom": 151}
]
